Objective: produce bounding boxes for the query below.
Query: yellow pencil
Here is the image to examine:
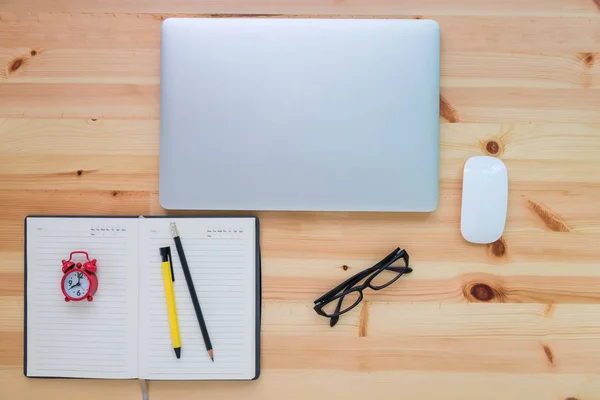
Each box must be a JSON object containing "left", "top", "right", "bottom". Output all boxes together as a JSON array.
[{"left": 160, "top": 246, "right": 182, "bottom": 359}]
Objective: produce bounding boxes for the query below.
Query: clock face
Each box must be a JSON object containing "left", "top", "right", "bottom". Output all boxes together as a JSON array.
[{"left": 63, "top": 270, "right": 90, "bottom": 300}]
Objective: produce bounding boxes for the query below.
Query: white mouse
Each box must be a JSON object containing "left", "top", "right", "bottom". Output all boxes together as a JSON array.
[{"left": 460, "top": 156, "right": 508, "bottom": 244}]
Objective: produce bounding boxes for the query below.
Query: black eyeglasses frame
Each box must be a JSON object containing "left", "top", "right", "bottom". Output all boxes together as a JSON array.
[{"left": 313, "top": 248, "right": 412, "bottom": 327}]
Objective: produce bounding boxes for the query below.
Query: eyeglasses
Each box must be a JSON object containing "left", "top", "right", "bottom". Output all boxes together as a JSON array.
[{"left": 314, "top": 248, "right": 411, "bottom": 327}]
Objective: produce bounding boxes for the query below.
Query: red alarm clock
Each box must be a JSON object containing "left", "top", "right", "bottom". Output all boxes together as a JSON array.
[{"left": 61, "top": 251, "right": 99, "bottom": 302}]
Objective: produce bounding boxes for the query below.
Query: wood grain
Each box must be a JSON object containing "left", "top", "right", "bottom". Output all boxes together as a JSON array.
[
  {"left": 2, "top": 369, "right": 600, "bottom": 400},
  {"left": 0, "top": 14, "right": 599, "bottom": 53},
  {"left": 1, "top": 0, "right": 599, "bottom": 16},
  {"left": 1, "top": 1, "right": 600, "bottom": 399},
  {"left": 2, "top": 50, "right": 598, "bottom": 88}
]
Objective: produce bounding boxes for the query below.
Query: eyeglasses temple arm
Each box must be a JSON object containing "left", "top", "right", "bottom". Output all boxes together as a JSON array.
[{"left": 388, "top": 266, "right": 412, "bottom": 274}]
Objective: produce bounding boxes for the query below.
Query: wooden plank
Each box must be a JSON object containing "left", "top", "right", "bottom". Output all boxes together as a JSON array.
[
  {"left": 142, "top": 370, "right": 600, "bottom": 400},
  {"left": 365, "top": 302, "right": 600, "bottom": 338},
  {"left": 1, "top": 368, "right": 598, "bottom": 400},
  {"left": 0, "top": 13, "right": 162, "bottom": 50},
  {"left": 0, "top": 156, "right": 158, "bottom": 191},
  {"left": 0, "top": 368, "right": 139, "bottom": 400},
  {"left": 0, "top": 190, "right": 153, "bottom": 219},
  {"left": 0, "top": 253, "right": 23, "bottom": 274},
  {"left": 261, "top": 268, "right": 600, "bottom": 304},
  {"left": 441, "top": 88, "right": 600, "bottom": 123},
  {"left": 0, "top": 274, "right": 22, "bottom": 296},
  {"left": 0, "top": 331, "right": 21, "bottom": 367},
  {"left": 437, "top": 16, "right": 600, "bottom": 53},
  {"left": 0, "top": 155, "right": 157, "bottom": 175},
  {"left": 1, "top": 0, "right": 598, "bottom": 16},
  {"left": 0, "top": 118, "right": 159, "bottom": 155},
  {"left": 2, "top": 120, "right": 599, "bottom": 160},
  {"left": 0, "top": 84, "right": 158, "bottom": 119},
  {"left": 0, "top": 14, "right": 599, "bottom": 54},
  {"left": 0, "top": 48, "right": 160, "bottom": 85},
  {"left": 0, "top": 157, "right": 599, "bottom": 191},
  {"left": 442, "top": 52, "right": 600, "bottom": 89},
  {"left": 442, "top": 123, "right": 600, "bottom": 161},
  {"left": 0, "top": 85, "right": 598, "bottom": 123},
  {"left": 259, "top": 227, "right": 600, "bottom": 263},
  {"left": 261, "top": 259, "right": 600, "bottom": 280},
  {"left": 2, "top": 49, "right": 599, "bottom": 89},
  {"left": 0, "top": 297, "right": 21, "bottom": 332},
  {"left": 262, "top": 302, "right": 600, "bottom": 338},
  {"left": 261, "top": 336, "right": 600, "bottom": 373}
]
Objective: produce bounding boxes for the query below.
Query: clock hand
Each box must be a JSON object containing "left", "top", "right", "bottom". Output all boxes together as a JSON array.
[
  {"left": 70, "top": 272, "right": 83, "bottom": 289},
  {"left": 69, "top": 281, "right": 82, "bottom": 290}
]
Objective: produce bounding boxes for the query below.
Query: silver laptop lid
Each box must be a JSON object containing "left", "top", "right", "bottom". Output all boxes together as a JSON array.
[{"left": 160, "top": 18, "right": 440, "bottom": 211}]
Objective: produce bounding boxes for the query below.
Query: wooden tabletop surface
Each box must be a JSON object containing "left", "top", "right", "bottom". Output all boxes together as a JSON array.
[{"left": 1, "top": 1, "right": 600, "bottom": 399}]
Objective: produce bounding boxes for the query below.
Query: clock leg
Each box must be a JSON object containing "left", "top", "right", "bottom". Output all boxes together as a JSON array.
[
  {"left": 64, "top": 297, "right": 70, "bottom": 302},
  {"left": 87, "top": 295, "right": 93, "bottom": 302}
]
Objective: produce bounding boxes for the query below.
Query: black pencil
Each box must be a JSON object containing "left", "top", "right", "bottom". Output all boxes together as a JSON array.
[{"left": 170, "top": 222, "right": 214, "bottom": 362}]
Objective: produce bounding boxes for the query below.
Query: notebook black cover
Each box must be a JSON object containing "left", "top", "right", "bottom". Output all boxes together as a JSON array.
[{"left": 24, "top": 215, "right": 261, "bottom": 380}]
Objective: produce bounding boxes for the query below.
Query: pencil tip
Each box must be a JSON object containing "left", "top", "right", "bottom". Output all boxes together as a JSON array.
[
  {"left": 208, "top": 349, "right": 214, "bottom": 362},
  {"left": 174, "top": 348, "right": 181, "bottom": 359},
  {"left": 170, "top": 222, "right": 179, "bottom": 237}
]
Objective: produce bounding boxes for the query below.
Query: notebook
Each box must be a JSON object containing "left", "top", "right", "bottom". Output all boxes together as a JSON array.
[{"left": 24, "top": 216, "right": 261, "bottom": 380}]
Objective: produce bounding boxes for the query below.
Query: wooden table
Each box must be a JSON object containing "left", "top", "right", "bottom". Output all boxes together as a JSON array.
[{"left": 1, "top": 1, "right": 600, "bottom": 399}]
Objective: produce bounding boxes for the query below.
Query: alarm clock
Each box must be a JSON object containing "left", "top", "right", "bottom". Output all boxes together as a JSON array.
[{"left": 61, "top": 251, "right": 99, "bottom": 302}]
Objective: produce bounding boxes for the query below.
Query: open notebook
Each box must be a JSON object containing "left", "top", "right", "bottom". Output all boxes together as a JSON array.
[{"left": 24, "top": 216, "right": 260, "bottom": 380}]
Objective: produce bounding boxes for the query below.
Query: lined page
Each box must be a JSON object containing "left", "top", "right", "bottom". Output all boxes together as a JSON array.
[
  {"left": 138, "top": 218, "right": 256, "bottom": 380},
  {"left": 26, "top": 217, "right": 139, "bottom": 379}
]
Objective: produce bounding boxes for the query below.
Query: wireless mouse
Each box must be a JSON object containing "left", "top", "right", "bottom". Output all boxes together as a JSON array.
[{"left": 460, "top": 156, "right": 508, "bottom": 244}]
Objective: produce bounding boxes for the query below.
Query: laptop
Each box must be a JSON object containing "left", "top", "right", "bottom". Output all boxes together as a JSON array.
[{"left": 160, "top": 18, "right": 440, "bottom": 212}]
